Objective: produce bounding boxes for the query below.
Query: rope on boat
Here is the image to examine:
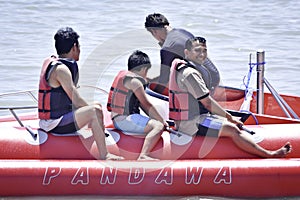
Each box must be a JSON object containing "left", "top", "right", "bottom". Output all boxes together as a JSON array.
[
  {"left": 240, "top": 53, "right": 259, "bottom": 125},
  {"left": 243, "top": 53, "right": 255, "bottom": 97},
  {"left": 242, "top": 53, "right": 266, "bottom": 96},
  {"left": 240, "top": 52, "right": 299, "bottom": 120},
  {"left": 242, "top": 53, "right": 265, "bottom": 98}
]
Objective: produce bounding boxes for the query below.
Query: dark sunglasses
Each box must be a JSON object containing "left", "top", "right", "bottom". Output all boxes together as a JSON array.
[{"left": 195, "top": 37, "right": 206, "bottom": 43}]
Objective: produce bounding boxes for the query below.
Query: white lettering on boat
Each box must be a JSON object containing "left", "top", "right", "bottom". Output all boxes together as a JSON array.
[
  {"left": 155, "top": 167, "right": 173, "bottom": 185},
  {"left": 100, "top": 167, "right": 117, "bottom": 184},
  {"left": 43, "top": 167, "right": 61, "bottom": 185},
  {"left": 214, "top": 166, "right": 232, "bottom": 184},
  {"left": 128, "top": 167, "right": 145, "bottom": 185},
  {"left": 71, "top": 167, "right": 89, "bottom": 185},
  {"left": 185, "top": 167, "right": 204, "bottom": 184},
  {"left": 42, "top": 166, "right": 232, "bottom": 186}
]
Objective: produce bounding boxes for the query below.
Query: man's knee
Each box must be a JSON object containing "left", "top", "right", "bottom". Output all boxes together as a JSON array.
[
  {"left": 156, "top": 121, "right": 164, "bottom": 132},
  {"left": 94, "top": 102, "right": 103, "bottom": 109},
  {"left": 148, "top": 120, "right": 164, "bottom": 132},
  {"left": 220, "top": 122, "right": 240, "bottom": 138},
  {"left": 94, "top": 104, "right": 103, "bottom": 112},
  {"left": 91, "top": 104, "right": 103, "bottom": 119}
]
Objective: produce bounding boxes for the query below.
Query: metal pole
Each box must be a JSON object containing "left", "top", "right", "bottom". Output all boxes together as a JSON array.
[
  {"left": 256, "top": 50, "right": 265, "bottom": 114},
  {"left": 263, "top": 78, "right": 291, "bottom": 118},
  {"left": 8, "top": 108, "right": 37, "bottom": 139},
  {"left": 264, "top": 78, "right": 299, "bottom": 119}
]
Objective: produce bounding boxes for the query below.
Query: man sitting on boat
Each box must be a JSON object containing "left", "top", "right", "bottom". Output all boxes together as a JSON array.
[
  {"left": 144, "top": 13, "right": 220, "bottom": 95},
  {"left": 107, "top": 50, "right": 167, "bottom": 160},
  {"left": 38, "top": 27, "right": 123, "bottom": 160},
  {"left": 169, "top": 36, "right": 292, "bottom": 158}
]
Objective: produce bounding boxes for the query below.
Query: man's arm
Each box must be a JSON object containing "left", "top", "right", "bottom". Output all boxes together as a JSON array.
[
  {"left": 53, "top": 64, "right": 88, "bottom": 108},
  {"left": 200, "top": 96, "right": 243, "bottom": 126},
  {"left": 183, "top": 70, "right": 241, "bottom": 125},
  {"left": 127, "top": 78, "right": 164, "bottom": 124}
]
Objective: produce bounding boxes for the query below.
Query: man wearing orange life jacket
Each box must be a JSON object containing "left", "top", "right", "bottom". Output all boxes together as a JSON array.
[
  {"left": 107, "top": 50, "right": 167, "bottom": 160},
  {"left": 38, "top": 27, "right": 123, "bottom": 160},
  {"left": 169, "top": 36, "right": 292, "bottom": 158}
]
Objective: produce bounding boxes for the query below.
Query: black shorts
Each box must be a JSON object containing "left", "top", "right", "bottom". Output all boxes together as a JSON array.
[{"left": 51, "top": 112, "right": 78, "bottom": 134}]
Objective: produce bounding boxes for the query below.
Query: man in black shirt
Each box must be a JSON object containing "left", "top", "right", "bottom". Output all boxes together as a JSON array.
[{"left": 145, "top": 13, "right": 219, "bottom": 94}]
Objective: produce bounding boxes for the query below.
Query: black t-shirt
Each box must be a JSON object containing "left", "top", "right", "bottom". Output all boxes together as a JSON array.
[{"left": 159, "top": 28, "right": 194, "bottom": 84}]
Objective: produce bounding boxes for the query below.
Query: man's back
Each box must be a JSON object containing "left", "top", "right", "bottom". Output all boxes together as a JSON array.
[{"left": 159, "top": 28, "right": 194, "bottom": 84}]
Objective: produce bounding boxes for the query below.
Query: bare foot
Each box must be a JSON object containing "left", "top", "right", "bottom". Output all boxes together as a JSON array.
[
  {"left": 106, "top": 153, "right": 124, "bottom": 160},
  {"left": 271, "top": 142, "right": 292, "bottom": 158},
  {"left": 138, "top": 155, "right": 159, "bottom": 161}
]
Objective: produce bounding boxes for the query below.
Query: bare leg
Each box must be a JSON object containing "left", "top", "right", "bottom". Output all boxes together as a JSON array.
[
  {"left": 75, "top": 104, "right": 124, "bottom": 160},
  {"left": 138, "top": 119, "right": 164, "bottom": 160},
  {"left": 219, "top": 122, "right": 292, "bottom": 158}
]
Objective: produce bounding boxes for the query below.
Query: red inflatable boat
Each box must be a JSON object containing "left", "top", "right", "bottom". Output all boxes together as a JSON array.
[{"left": 1, "top": 82, "right": 300, "bottom": 198}]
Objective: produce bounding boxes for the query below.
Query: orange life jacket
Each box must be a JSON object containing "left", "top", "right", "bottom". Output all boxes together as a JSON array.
[
  {"left": 169, "top": 59, "right": 209, "bottom": 121},
  {"left": 38, "top": 56, "right": 78, "bottom": 119},
  {"left": 107, "top": 70, "right": 146, "bottom": 116}
]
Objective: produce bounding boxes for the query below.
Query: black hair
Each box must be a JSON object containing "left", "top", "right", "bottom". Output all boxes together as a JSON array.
[
  {"left": 185, "top": 36, "right": 206, "bottom": 50},
  {"left": 54, "top": 27, "right": 80, "bottom": 55},
  {"left": 128, "top": 50, "right": 151, "bottom": 71},
  {"left": 145, "top": 13, "right": 169, "bottom": 29}
]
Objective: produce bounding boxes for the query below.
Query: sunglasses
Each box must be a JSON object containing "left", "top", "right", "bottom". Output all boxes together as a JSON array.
[{"left": 195, "top": 37, "right": 206, "bottom": 43}]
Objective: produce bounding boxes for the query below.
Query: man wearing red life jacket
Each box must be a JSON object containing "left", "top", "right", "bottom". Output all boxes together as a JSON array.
[
  {"left": 169, "top": 36, "right": 291, "bottom": 158},
  {"left": 38, "top": 27, "right": 123, "bottom": 160},
  {"left": 107, "top": 50, "right": 167, "bottom": 160}
]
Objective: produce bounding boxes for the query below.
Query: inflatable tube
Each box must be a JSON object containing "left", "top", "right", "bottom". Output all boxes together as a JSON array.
[
  {"left": 1, "top": 113, "right": 300, "bottom": 198},
  {"left": 0, "top": 115, "right": 300, "bottom": 160},
  {"left": 0, "top": 159, "right": 300, "bottom": 198}
]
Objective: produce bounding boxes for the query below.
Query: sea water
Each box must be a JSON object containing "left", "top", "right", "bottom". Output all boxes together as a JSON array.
[{"left": 0, "top": 0, "right": 300, "bottom": 199}]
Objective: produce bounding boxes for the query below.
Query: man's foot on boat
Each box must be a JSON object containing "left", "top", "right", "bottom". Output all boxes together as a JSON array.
[
  {"left": 138, "top": 155, "right": 159, "bottom": 160},
  {"left": 106, "top": 153, "right": 124, "bottom": 160},
  {"left": 271, "top": 142, "right": 292, "bottom": 158}
]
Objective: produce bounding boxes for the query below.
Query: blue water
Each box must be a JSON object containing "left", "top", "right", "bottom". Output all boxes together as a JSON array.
[
  {"left": 0, "top": 0, "right": 300, "bottom": 199},
  {"left": 1, "top": 0, "right": 300, "bottom": 96}
]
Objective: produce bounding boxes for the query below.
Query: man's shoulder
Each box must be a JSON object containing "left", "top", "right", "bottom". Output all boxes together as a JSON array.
[
  {"left": 129, "top": 76, "right": 145, "bottom": 85},
  {"left": 180, "top": 64, "right": 200, "bottom": 77},
  {"left": 170, "top": 28, "right": 194, "bottom": 38},
  {"left": 124, "top": 74, "right": 145, "bottom": 85},
  {"left": 163, "top": 28, "right": 194, "bottom": 50},
  {"left": 176, "top": 61, "right": 195, "bottom": 71},
  {"left": 124, "top": 76, "right": 145, "bottom": 89},
  {"left": 54, "top": 62, "right": 69, "bottom": 72},
  {"left": 49, "top": 60, "right": 64, "bottom": 68}
]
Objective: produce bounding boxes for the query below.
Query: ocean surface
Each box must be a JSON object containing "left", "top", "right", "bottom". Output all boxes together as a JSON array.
[{"left": 0, "top": 0, "right": 300, "bottom": 199}]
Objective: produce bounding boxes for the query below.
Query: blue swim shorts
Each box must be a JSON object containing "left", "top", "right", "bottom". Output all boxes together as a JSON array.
[
  {"left": 196, "top": 115, "right": 224, "bottom": 137},
  {"left": 113, "top": 114, "right": 150, "bottom": 134}
]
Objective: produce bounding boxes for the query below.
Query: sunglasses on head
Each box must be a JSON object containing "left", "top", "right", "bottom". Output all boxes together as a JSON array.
[{"left": 195, "top": 37, "right": 206, "bottom": 43}]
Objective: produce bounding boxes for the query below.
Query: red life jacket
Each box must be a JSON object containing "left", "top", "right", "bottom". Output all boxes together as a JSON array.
[
  {"left": 38, "top": 56, "right": 78, "bottom": 119},
  {"left": 107, "top": 70, "right": 146, "bottom": 116},
  {"left": 169, "top": 59, "right": 189, "bottom": 121},
  {"left": 169, "top": 59, "right": 209, "bottom": 121},
  {"left": 38, "top": 56, "right": 58, "bottom": 119}
]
